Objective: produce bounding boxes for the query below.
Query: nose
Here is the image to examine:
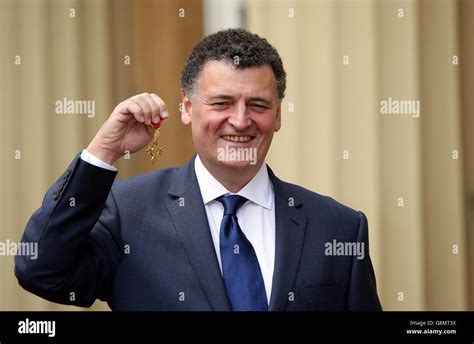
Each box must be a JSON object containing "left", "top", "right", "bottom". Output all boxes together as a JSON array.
[{"left": 228, "top": 103, "right": 251, "bottom": 130}]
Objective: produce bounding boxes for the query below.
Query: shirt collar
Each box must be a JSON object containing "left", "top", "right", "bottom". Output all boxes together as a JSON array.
[{"left": 194, "top": 154, "right": 273, "bottom": 210}]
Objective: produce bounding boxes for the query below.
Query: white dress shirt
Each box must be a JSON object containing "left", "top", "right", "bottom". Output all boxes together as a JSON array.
[
  {"left": 80, "top": 150, "right": 275, "bottom": 303},
  {"left": 194, "top": 155, "right": 275, "bottom": 303},
  {"left": 81, "top": 149, "right": 117, "bottom": 171}
]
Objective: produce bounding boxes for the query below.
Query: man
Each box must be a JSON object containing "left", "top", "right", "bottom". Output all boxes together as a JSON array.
[{"left": 15, "top": 29, "right": 382, "bottom": 311}]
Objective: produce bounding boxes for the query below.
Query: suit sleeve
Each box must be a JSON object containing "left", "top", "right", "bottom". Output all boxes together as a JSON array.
[
  {"left": 346, "top": 212, "right": 383, "bottom": 311},
  {"left": 14, "top": 154, "right": 123, "bottom": 307}
]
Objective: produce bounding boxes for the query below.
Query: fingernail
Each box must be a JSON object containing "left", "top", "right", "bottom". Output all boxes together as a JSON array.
[
  {"left": 162, "top": 111, "right": 170, "bottom": 118},
  {"left": 153, "top": 116, "right": 160, "bottom": 124}
]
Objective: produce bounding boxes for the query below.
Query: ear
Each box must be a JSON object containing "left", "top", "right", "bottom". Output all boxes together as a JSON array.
[
  {"left": 181, "top": 90, "right": 192, "bottom": 125},
  {"left": 274, "top": 102, "right": 282, "bottom": 132}
]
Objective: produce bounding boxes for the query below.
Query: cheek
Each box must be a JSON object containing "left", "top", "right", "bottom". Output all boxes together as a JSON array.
[
  {"left": 194, "top": 112, "right": 223, "bottom": 140},
  {"left": 206, "top": 118, "right": 224, "bottom": 133},
  {"left": 255, "top": 116, "right": 278, "bottom": 135}
]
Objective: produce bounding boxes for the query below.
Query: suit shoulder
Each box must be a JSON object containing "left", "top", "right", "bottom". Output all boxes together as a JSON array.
[{"left": 280, "top": 180, "right": 362, "bottom": 222}]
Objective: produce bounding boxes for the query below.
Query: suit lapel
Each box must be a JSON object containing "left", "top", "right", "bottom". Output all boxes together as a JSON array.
[
  {"left": 165, "top": 157, "right": 230, "bottom": 311},
  {"left": 267, "top": 167, "right": 308, "bottom": 311}
]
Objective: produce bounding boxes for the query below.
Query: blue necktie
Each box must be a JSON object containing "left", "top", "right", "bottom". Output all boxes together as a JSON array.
[{"left": 217, "top": 195, "right": 268, "bottom": 311}]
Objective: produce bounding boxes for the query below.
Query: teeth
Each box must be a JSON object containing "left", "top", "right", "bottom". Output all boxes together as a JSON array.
[{"left": 222, "top": 135, "right": 253, "bottom": 142}]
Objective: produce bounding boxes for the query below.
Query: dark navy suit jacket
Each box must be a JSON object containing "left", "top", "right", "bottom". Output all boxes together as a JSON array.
[{"left": 15, "top": 155, "right": 382, "bottom": 311}]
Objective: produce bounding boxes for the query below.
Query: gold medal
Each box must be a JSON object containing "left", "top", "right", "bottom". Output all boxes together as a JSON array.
[{"left": 145, "top": 123, "right": 164, "bottom": 164}]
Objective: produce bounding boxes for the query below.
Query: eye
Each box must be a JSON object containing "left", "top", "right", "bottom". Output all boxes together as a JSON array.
[
  {"left": 251, "top": 104, "right": 268, "bottom": 111},
  {"left": 210, "top": 102, "right": 231, "bottom": 111}
]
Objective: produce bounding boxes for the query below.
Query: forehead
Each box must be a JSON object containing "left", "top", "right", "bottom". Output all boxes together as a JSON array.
[{"left": 196, "top": 60, "right": 277, "bottom": 97}]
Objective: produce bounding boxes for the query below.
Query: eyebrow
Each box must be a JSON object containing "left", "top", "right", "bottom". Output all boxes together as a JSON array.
[
  {"left": 247, "top": 97, "right": 272, "bottom": 106},
  {"left": 206, "top": 95, "right": 272, "bottom": 106},
  {"left": 206, "top": 95, "right": 234, "bottom": 102}
]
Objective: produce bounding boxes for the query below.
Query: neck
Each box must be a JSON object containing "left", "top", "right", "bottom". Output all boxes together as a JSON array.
[{"left": 200, "top": 157, "right": 262, "bottom": 193}]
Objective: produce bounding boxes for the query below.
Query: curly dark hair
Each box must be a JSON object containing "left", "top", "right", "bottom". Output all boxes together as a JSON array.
[{"left": 181, "top": 28, "right": 286, "bottom": 100}]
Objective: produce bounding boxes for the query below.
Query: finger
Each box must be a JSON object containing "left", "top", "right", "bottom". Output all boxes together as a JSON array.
[
  {"left": 150, "top": 93, "right": 170, "bottom": 120},
  {"left": 127, "top": 99, "right": 145, "bottom": 123},
  {"left": 116, "top": 99, "right": 144, "bottom": 123},
  {"left": 131, "top": 93, "right": 153, "bottom": 125},
  {"left": 143, "top": 93, "right": 162, "bottom": 125}
]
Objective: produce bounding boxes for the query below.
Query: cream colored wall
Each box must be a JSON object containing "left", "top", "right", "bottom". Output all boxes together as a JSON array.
[
  {"left": 247, "top": 0, "right": 471, "bottom": 310},
  {"left": 460, "top": 0, "right": 474, "bottom": 310},
  {"left": 0, "top": 0, "right": 201, "bottom": 311},
  {"left": 419, "top": 0, "right": 467, "bottom": 310},
  {"left": 1, "top": 0, "right": 472, "bottom": 312}
]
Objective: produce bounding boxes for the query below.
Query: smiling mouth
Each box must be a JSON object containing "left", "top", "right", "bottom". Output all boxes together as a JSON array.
[{"left": 221, "top": 135, "right": 256, "bottom": 143}]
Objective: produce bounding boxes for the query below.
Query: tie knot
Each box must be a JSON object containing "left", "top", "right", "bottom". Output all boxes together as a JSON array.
[{"left": 217, "top": 195, "right": 247, "bottom": 216}]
